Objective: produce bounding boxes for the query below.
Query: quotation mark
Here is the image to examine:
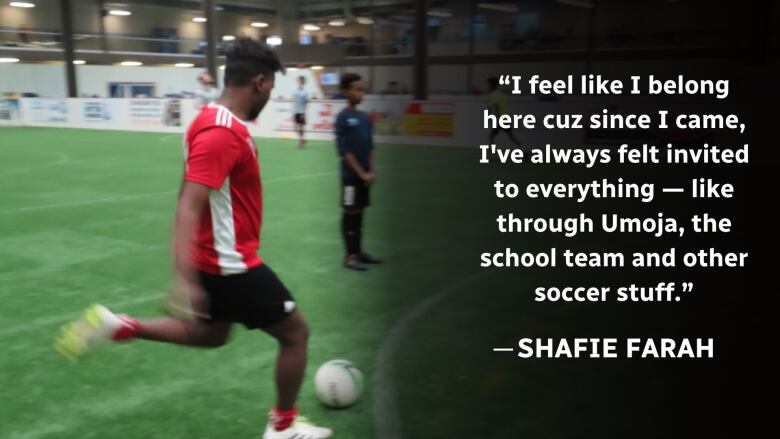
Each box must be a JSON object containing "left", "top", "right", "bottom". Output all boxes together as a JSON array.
[
  {"left": 682, "top": 282, "right": 694, "bottom": 293},
  {"left": 499, "top": 75, "right": 511, "bottom": 85}
]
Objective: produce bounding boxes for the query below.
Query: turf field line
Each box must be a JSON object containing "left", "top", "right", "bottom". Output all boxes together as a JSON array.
[
  {"left": 372, "top": 271, "right": 491, "bottom": 439},
  {"left": 0, "top": 190, "right": 176, "bottom": 214},
  {"left": 0, "top": 292, "right": 161, "bottom": 339},
  {"left": 0, "top": 155, "right": 469, "bottom": 215},
  {"left": 158, "top": 133, "right": 183, "bottom": 143},
  {"left": 0, "top": 152, "right": 70, "bottom": 176}
]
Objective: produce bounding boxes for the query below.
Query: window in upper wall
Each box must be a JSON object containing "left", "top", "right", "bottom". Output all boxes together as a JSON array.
[
  {"left": 109, "top": 82, "right": 156, "bottom": 98},
  {"left": 516, "top": 12, "right": 541, "bottom": 35}
]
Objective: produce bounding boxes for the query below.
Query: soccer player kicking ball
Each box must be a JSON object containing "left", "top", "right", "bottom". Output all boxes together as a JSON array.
[
  {"left": 55, "top": 38, "right": 332, "bottom": 439},
  {"left": 335, "top": 73, "right": 382, "bottom": 271}
]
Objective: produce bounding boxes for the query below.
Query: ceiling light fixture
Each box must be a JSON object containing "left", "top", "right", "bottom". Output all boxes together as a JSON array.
[
  {"left": 555, "top": 0, "right": 595, "bottom": 7},
  {"left": 476, "top": 3, "right": 520, "bottom": 13},
  {"left": 427, "top": 10, "right": 453, "bottom": 18}
]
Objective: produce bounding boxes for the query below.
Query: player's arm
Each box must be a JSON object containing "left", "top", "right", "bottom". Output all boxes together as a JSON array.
[
  {"left": 490, "top": 99, "right": 500, "bottom": 115},
  {"left": 369, "top": 119, "right": 376, "bottom": 173},
  {"left": 178, "top": 128, "right": 240, "bottom": 275},
  {"left": 170, "top": 180, "right": 211, "bottom": 317},
  {"left": 173, "top": 182, "right": 210, "bottom": 283},
  {"left": 367, "top": 119, "right": 376, "bottom": 183},
  {"left": 342, "top": 152, "right": 372, "bottom": 183},
  {"left": 370, "top": 151, "right": 375, "bottom": 174}
]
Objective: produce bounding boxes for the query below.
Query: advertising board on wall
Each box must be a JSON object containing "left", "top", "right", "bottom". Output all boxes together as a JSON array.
[
  {"left": 128, "top": 99, "right": 182, "bottom": 127},
  {"left": 0, "top": 98, "right": 20, "bottom": 121},
  {"left": 81, "top": 100, "right": 114, "bottom": 124},
  {"left": 402, "top": 102, "right": 455, "bottom": 137},
  {"left": 27, "top": 99, "right": 68, "bottom": 123}
]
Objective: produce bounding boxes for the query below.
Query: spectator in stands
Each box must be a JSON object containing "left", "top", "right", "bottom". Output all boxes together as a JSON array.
[
  {"left": 194, "top": 72, "right": 219, "bottom": 108},
  {"left": 18, "top": 25, "right": 29, "bottom": 44}
]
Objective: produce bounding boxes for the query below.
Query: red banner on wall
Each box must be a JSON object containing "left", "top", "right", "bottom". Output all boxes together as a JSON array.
[{"left": 402, "top": 102, "right": 455, "bottom": 137}]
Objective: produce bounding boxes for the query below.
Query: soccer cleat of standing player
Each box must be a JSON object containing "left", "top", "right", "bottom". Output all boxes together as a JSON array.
[
  {"left": 264, "top": 410, "right": 333, "bottom": 439},
  {"left": 55, "top": 304, "right": 139, "bottom": 361}
]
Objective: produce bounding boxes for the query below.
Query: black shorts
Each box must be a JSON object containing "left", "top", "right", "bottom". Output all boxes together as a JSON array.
[
  {"left": 294, "top": 113, "right": 306, "bottom": 125},
  {"left": 341, "top": 179, "right": 370, "bottom": 208},
  {"left": 197, "top": 264, "right": 296, "bottom": 329}
]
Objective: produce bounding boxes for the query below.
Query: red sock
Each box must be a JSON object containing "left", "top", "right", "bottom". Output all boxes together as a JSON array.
[
  {"left": 112, "top": 315, "right": 140, "bottom": 341},
  {"left": 270, "top": 406, "right": 298, "bottom": 431}
]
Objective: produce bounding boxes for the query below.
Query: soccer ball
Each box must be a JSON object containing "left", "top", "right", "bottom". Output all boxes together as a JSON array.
[{"left": 313, "top": 359, "right": 364, "bottom": 408}]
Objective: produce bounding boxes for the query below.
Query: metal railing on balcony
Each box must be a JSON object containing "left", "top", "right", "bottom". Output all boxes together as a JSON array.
[
  {"left": 0, "top": 27, "right": 767, "bottom": 62},
  {"left": 1, "top": 28, "right": 205, "bottom": 56}
]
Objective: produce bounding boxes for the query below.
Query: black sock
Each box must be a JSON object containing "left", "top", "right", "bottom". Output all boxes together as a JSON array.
[
  {"left": 355, "top": 211, "right": 364, "bottom": 255},
  {"left": 341, "top": 213, "right": 360, "bottom": 256}
]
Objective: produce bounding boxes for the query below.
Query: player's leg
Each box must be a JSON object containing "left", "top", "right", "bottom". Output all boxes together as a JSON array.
[
  {"left": 238, "top": 264, "right": 330, "bottom": 438},
  {"left": 489, "top": 126, "right": 499, "bottom": 143},
  {"left": 262, "top": 313, "right": 331, "bottom": 438},
  {"left": 342, "top": 206, "right": 367, "bottom": 270},
  {"left": 504, "top": 127, "right": 520, "bottom": 146},
  {"left": 141, "top": 273, "right": 233, "bottom": 346},
  {"left": 354, "top": 185, "right": 381, "bottom": 265},
  {"left": 300, "top": 114, "right": 306, "bottom": 144},
  {"left": 55, "top": 304, "right": 232, "bottom": 360},
  {"left": 137, "top": 317, "right": 232, "bottom": 347},
  {"left": 341, "top": 180, "right": 368, "bottom": 271},
  {"left": 57, "top": 269, "right": 237, "bottom": 359},
  {"left": 262, "top": 309, "right": 309, "bottom": 410},
  {"left": 296, "top": 114, "right": 305, "bottom": 147}
]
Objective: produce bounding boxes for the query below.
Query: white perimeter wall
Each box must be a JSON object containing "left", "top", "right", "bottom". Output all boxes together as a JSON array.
[
  {"left": 0, "top": 63, "right": 326, "bottom": 99},
  {"left": 0, "top": 58, "right": 754, "bottom": 99}
]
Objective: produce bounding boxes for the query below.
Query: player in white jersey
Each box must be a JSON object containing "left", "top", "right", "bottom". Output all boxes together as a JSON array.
[{"left": 293, "top": 76, "right": 310, "bottom": 148}]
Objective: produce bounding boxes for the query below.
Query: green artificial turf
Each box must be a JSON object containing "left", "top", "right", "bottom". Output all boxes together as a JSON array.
[
  {"left": 0, "top": 127, "right": 478, "bottom": 439},
  {"left": 1, "top": 127, "right": 714, "bottom": 439}
]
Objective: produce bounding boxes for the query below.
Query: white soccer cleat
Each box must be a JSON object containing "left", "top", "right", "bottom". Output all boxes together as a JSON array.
[
  {"left": 263, "top": 416, "right": 333, "bottom": 439},
  {"left": 55, "top": 304, "right": 134, "bottom": 361}
]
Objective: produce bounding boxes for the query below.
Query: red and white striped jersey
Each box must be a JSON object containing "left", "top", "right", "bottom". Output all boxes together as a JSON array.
[{"left": 183, "top": 104, "right": 263, "bottom": 275}]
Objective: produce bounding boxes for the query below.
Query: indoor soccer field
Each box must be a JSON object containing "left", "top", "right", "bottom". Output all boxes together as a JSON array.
[
  {"left": 0, "top": 126, "right": 486, "bottom": 439},
  {"left": 1, "top": 127, "right": 720, "bottom": 438}
]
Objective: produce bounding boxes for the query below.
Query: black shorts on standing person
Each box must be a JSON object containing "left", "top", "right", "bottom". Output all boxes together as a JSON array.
[{"left": 335, "top": 73, "right": 382, "bottom": 271}]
